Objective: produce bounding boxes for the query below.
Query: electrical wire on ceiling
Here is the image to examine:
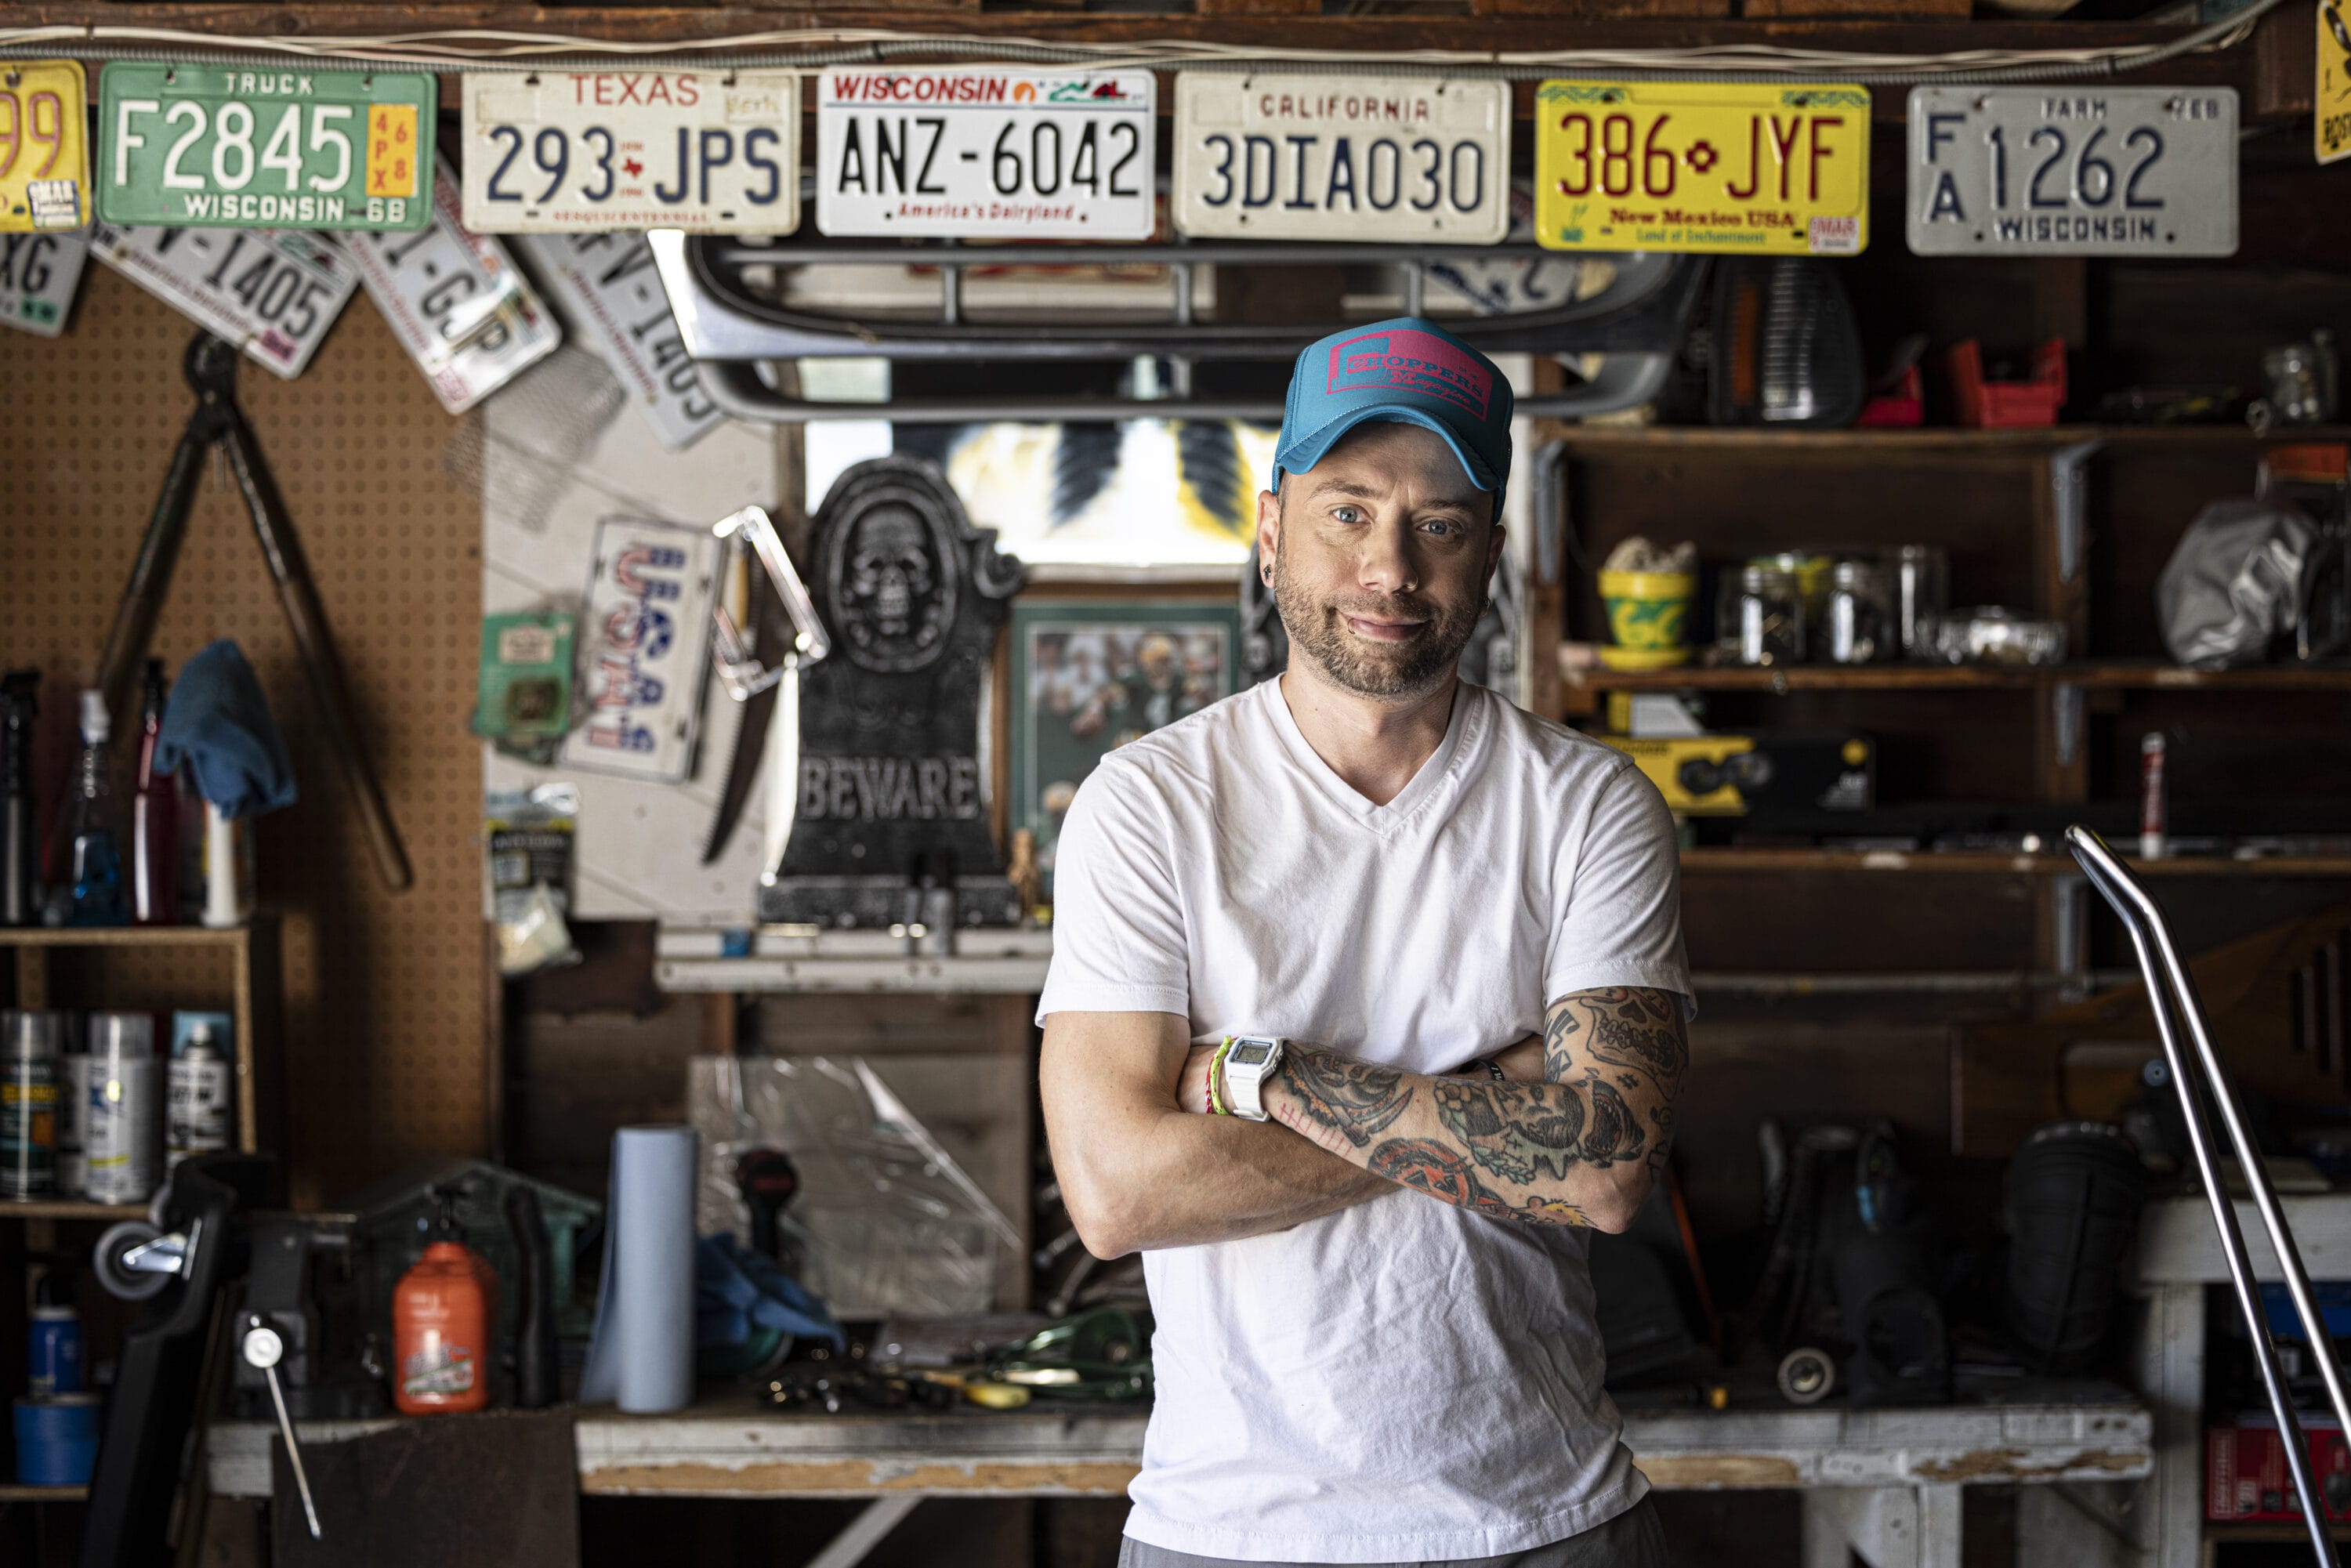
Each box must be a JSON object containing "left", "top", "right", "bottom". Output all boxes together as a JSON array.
[{"left": 0, "top": 0, "right": 2291, "bottom": 86}]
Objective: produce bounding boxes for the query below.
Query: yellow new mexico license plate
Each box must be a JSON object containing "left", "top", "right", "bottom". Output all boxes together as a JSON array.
[
  {"left": 0, "top": 60, "right": 89, "bottom": 231},
  {"left": 1534, "top": 81, "right": 1871, "bottom": 256}
]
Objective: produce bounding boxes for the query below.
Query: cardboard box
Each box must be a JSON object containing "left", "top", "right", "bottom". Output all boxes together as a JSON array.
[{"left": 2206, "top": 1416, "right": 2351, "bottom": 1523}]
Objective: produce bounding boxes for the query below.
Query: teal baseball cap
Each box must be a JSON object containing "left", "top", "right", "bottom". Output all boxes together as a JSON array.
[{"left": 1273, "top": 317, "right": 1513, "bottom": 520}]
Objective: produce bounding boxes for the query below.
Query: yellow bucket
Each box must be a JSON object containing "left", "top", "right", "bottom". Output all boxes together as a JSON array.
[{"left": 1598, "top": 570, "right": 1696, "bottom": 669}]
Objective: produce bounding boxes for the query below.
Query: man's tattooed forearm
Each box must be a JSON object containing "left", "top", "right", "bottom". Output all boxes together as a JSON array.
[
  {"left": 1431, "top": 1079, "right": 1583, "bottom": 1186},
  {"left": 1365, "top": 1138, "right": 1593, "bottom": 1227},
  {"left": 1277, "top": 1048, "right": 1415, "bottom": 1149},
  {"left": 1549, "top": 987, "right": 1686, "bottom": 1092}
]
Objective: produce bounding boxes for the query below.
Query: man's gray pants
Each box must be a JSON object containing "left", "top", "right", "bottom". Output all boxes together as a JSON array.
[{"left": 1114, "top": 1494, "right": 1668, "bottom": 1568}]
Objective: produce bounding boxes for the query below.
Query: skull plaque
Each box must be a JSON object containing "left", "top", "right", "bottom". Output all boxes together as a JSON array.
[{"left": 763, "top": 456, "right": 1027, "bottom": 927}]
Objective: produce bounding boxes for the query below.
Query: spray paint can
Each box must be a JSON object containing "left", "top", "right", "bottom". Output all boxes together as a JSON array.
[
  {"left": 56, "top": 1032, "right": 89, "bottom": 1201},
  {"left": 28, "top": 1274, "right": 82, "bottom": 1396},
  {"left": 2139, "top": 731, "right": 2168, "bottom": 860},
  {"left": 83, "top": 1013, "right": 160, "bottom": 1206},
  {"left": 2, "top": 1011, "right": 61, "bottom": 1200},
  {"left": 166, "top": 1023, "right": 233, "bottom": 1172}
]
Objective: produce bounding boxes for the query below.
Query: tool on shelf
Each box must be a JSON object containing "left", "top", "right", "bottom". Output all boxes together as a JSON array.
[
  {"left": 2066, "top": 824, "right": 2351, "bottom": 1567},
  {"left": 93, "top": 331, "right": 411, "bottom": 893}
]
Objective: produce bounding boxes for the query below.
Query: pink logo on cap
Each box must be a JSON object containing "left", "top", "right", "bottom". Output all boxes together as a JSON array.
[{"left": 1326, "top": 328, "right": 1494, "bottom": 418}]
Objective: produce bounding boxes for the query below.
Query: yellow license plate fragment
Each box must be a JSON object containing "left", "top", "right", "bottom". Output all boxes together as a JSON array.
[
  {"left": 0, "top": 60, "right": 89, "bottom": 231},
  {"left": 1535, "top": 81, "right": 1871, "bottom": 256}
]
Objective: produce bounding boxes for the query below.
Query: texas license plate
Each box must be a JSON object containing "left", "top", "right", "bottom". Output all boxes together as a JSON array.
[
  {"left": 458, "top": 71, "right": 800, "bottom": 234},
  {"left": 348, "top": 158, "right": 563, "bottom": 413},
  {"left": 0, "top": 229, "right": 88, "bottom": 336},
  {"left": 1172, "top": 74, "right": 1509, "bottom": 244},
  {"left": 1, "top": 61, "right": 90, "bottom": 231},
  {"left": 97, "top": 63, "right": 432, "bottom": 232},
  {"left": 89, "top": 223, "right": 358, "bottom": 377},
  {"left": 1534, "top": 81, "right": 1871, "bottom": 255},
  {"left": 816, "top": 69, "right": 1156, "bottom": 239},
  {"left": 1907, "top": 87, "right": 2238, "bottom": 256}
]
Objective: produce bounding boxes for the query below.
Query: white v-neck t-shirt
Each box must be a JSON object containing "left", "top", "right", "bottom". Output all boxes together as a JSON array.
[{"left": 1038, "top": 678, "right": 1692, "bottom": 1564}]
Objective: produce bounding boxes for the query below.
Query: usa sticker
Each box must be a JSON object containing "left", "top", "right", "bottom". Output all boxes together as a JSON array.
[{"left": 560, "top": 516, "right": 720, "bottom": 784}]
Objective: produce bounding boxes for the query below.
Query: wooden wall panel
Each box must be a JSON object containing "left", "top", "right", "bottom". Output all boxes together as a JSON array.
[{"left": 0, "top": 265, "right": 487, "bottom": 1205}]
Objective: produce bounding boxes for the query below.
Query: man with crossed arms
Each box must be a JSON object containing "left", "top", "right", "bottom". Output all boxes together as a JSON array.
[{"left": 1039, "top": 317, "right": 1692, "bottom": 1568}]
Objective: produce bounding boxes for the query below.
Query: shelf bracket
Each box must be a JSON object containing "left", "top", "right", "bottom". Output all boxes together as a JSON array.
[
  {"left": 2052, "top": 871, "right": 2091, "bottom": 1005},
  {"left": 2049, "top": 440, "right": 2103, "bottom": 588}
]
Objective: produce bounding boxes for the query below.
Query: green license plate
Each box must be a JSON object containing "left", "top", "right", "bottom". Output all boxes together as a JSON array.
[{"left": 98, "top": 63, "right": 434, "bottom": 231}]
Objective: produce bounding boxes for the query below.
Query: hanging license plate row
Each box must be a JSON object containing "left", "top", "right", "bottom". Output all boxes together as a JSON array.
[{"left": 0, "top": 60, "right": 91, "bottom": 232}]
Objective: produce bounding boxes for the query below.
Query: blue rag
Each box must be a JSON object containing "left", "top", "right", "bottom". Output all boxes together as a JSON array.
[
  {"left": 696, "top": 1233, "right": 845, "bottom": 1353},
  {"left": 153, "top": 641, "right": 297, "bottom": 819}
]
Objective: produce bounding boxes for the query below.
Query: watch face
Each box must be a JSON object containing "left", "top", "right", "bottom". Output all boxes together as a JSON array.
[{"left": 1230, "top": 1041, "right": 1273, "bottom": 1067}]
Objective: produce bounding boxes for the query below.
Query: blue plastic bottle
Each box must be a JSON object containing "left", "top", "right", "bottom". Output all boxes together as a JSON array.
[{"left": 66, "top": 690, "right": 127, "bottom": 927}]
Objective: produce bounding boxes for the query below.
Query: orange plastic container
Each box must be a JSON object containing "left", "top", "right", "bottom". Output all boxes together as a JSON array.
[{"left": 392, "top": 1240, "right": 495, "bottom": 1414}]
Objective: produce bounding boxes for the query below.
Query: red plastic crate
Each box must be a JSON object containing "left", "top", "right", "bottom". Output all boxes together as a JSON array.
[{"left": 1948, "top": 338, "right": 2067, "bottom": 429}]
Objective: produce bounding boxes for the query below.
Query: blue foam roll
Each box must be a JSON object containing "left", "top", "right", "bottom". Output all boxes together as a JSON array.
[{"left": 14, "top": 1393, "right": 100, "bottom": 1486}]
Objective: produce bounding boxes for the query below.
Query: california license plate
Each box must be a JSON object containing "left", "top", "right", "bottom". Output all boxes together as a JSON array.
[
  {"left": 520, "top": 231, "right": 723, "bottom": 450},
  {"left": 816, "top": 69, "right": 1156, "bottom": 239},
  {"left": 1907, "top": 87, "right": 2237, "bottom": 256},
  {"left": 97, "top": 64, "right": 431, "bottom": 232},
  {"left": 88, "top": 223, "right": 358, "bottom": 377},
  {"left": 458, "top": 71, "right": 801, "bottom": 234},
  {"left": 1172, "top": 74, "right": 1510, "bottom": 244},
  {"left": 0, "top": 228, "right": 87, "bottom": 336},
  {"left": 0, "top": 61, "right": 90, "bottom": 231},
  {"left": 1534, "top": 81, "right": 1871, "bottom": 255},
  {"left": 348, "top": 157, "right": 563, "bottom": 413}
]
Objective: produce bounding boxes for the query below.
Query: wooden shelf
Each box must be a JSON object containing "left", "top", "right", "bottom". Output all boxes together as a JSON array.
[
  {"left": 0, "top": 1483, "right": 89, "bottom": 1502},
  {"left": 1563, "top": 661, "right": 2351, "bottom": 694},
  {"left": 0, "top": 1200, "right": 146, "bottom": 1222},
  {"left": 0, "top": 924, "right": 251, "bottom": 948},
  {"left": 1541, "top": 422, "right": 2351, "bottom": 454},
  {"left": 1682, "top": 848, "right": 2351, "bottom": 879}
]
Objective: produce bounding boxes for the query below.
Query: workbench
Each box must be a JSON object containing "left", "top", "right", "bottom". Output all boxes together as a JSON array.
[{"left": 208, "top": 1385, "right": 2150, "bottom": 1568}]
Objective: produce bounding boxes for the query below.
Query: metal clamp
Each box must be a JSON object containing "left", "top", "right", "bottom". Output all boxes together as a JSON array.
[
  {"left": 241, "top": 1314, "right": 323, "bottom": 1541},
  {"left": 710, "top": 505, "right": 829, "bottom": 701},
  {"left": 2067, "top": 825, "right": 2351, "bottom": 1566}
]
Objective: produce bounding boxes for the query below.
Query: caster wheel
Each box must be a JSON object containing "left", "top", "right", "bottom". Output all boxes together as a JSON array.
[
  {"left": 94, "top": 1220, "right": 172, "bottom": 1302},
  {"left": 1777, "top": 1346, "right": 1836, "bottom": 1406}
]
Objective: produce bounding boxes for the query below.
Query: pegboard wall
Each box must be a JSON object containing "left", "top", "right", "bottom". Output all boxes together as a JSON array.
[{"left": 0, "top": 265, "right": 487, "bottom": 1206}]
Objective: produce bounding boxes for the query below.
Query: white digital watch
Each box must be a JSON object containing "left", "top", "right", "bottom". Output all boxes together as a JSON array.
[{"left": 1220, "top": 1035, "right": 1286, "bottom": 1122}]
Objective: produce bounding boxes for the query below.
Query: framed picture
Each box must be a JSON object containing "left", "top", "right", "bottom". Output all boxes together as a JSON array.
[{"left": 1011, "top": 601, "right": 1242, "bottom": 895}]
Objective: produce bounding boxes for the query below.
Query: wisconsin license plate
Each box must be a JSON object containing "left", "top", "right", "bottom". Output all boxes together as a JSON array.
[
  {"left": 458, "top": 71, "right": 800, "bottom": 234},
  {"left": 1907, "top": 87, "right": 2238, "bottom": 256},
  {"left": 1172, "top": 74, "right": 1509, "bottom": 244},
  {"left": 89, "top": 223, "right": 358, "bottom": 377},
  {"left": 816, "top": 69, "right": 1155, "bottom": 239},
  {"left": 98, "top": 63, "right": 431, "bottom": 231},
  {"left": 1, "top": 61, "right": 91, "bottom": 231},
  {"left": 0, "top": 228, "right": 88, "bottom": 336},
  {"left": 520, "top": 231, "right": 723, "bottom": 450},
  {"left": 1534, "top": 81, "right": 1871, "bottom": 255},
  {"left": 349, "top": 157, "right": 563, "bottom": 413}
]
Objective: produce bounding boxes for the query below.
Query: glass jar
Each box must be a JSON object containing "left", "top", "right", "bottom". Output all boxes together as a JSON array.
[
  {"left": 1891, "top": 545, "right": 1949, "bottom": 661},
  {"left": 1719, "top": 565, "right": 1805, "bottom": 666},
  {"left": 1825, "top": 559, "right": 1891, "bottom": 664}
]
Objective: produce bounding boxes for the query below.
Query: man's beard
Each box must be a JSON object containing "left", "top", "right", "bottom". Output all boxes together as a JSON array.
[{"left": 1270, "top": 544, "right": 1485, "bottom": 700}]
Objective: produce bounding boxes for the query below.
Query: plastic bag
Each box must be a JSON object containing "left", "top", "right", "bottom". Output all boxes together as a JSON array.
[
  {"left": 688, "top": 1056, "right": 1020, "bottom": 1319},
  {"left": 2156, "top": 499, "right": 2316, "bottom": 670}
]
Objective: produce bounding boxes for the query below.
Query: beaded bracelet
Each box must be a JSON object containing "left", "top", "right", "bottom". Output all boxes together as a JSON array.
[{"left": 1208, "top": 1037, "right": 1236, "bottom": 1115}]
